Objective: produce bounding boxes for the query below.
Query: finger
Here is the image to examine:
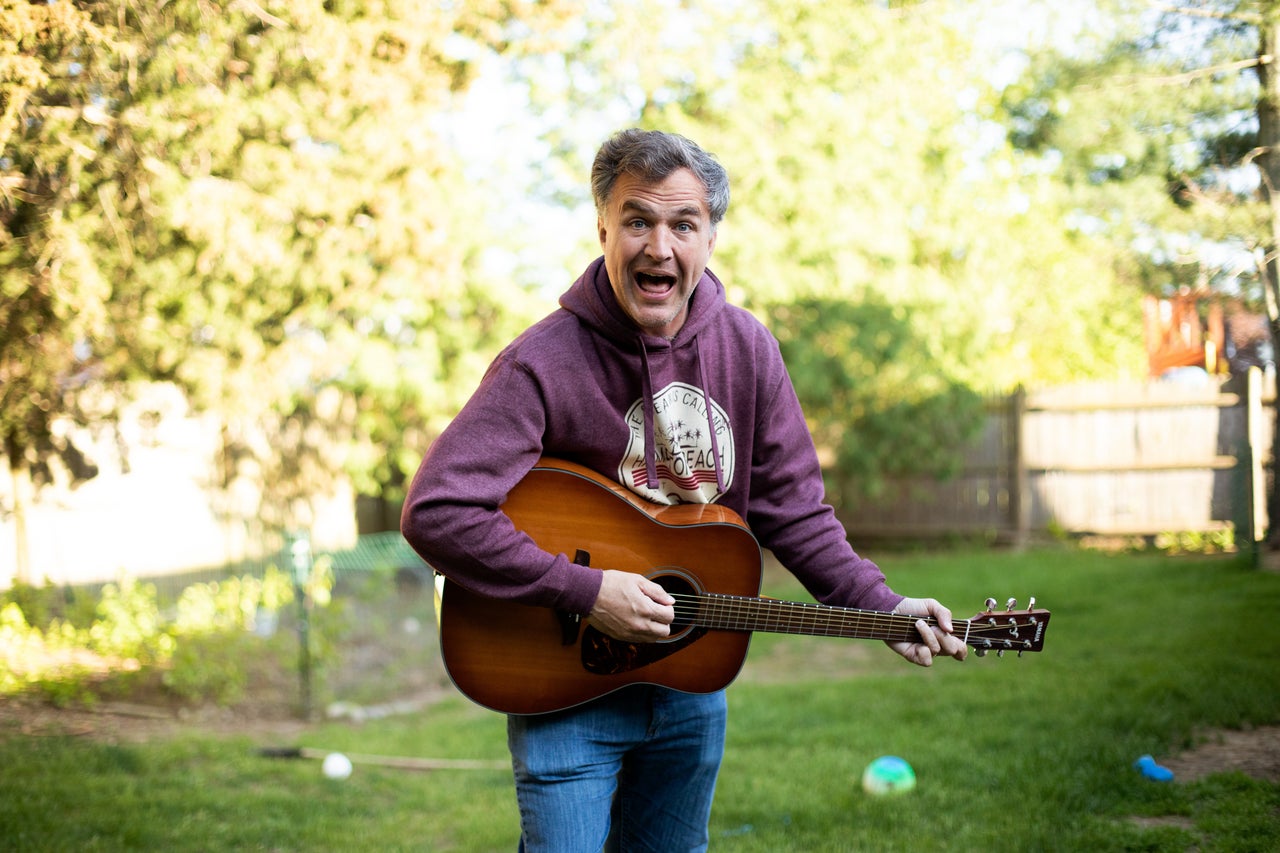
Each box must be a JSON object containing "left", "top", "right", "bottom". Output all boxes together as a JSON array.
[
  {"left": 915, "top": 619, "right": 942, "bottom": 654},
  {"left": 939, "top": 633, "right": 968, "bottom": 660},
  {"left": 649, "top": 604, "right": 675, "bottom": 626},
  {"left": 926, "top": 601, "right": 954, "bottom": 633},
  {"left": 641, "top": 578, "right": 675, "bottom": 606},
  {"left": 889, "top": 639, "right": 934, "bottom": 667}
]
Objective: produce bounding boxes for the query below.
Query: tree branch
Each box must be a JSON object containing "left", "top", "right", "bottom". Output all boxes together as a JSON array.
[
  {"left": 1085, "top": 55, "right": 1271, "bottom": 92},
  {"left": 1145, "top": 1, "right": 1262, "bottom": 25},
  {"left": 229, "top": 0, "right": 288, "bottom": 29},
  {"left": 1141, "top": 55, "right": 1270, "bottom": 86}
]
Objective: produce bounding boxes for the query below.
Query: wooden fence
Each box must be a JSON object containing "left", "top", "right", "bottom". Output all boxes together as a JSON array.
[{"left": 837, "top": 370, "right": 1274, "bottom": 548}]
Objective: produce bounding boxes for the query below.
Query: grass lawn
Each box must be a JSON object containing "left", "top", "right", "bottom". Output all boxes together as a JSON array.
[{"left": 2, "top": 546, "right": 1278, "bottom": 851}]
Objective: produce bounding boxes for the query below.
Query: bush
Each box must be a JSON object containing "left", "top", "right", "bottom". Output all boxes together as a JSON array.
[{"left": 0, "top": 566, "right": 313, "bottom": 708}]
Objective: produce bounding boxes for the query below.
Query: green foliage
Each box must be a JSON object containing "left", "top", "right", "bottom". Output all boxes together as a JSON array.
[
  {"left": 0, "top": 567, "right": 309, "bottom": 707},
  {"left": 531, "top": 0, "right": 1147, "bottom": 490},
  {"left": 998, "top": 0, "right": 1268, "bottom": 304},
  {"left": 172, "top": 567, "right": 293, "bottom": 636},
  {"left": 87, "top": 577, "right": 172, "bottom": 664},
  {"left": 162, "top": 630, "right": 260, "bottom": 706},
  {"left": 1154, "top": 526, "right": 1237, "bottom": 555},
  {"left": 0, "top": 580, "right": 98, "bottom": 632},
  {"left": 0, "top": 0, "right": 572, "bottom": 580},
  {"left": 771, "top": 294, "right": 987, "bottom": 501},
  {"left": 0, "top": 0, "right": 111, "bottom": 502},
  {"left": 648, "top": 1, "right": 1146, "bottom": 391}
]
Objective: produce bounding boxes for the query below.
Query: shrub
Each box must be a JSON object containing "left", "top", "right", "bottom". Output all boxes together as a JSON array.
[{"left": 0, "top": 565, "right": 311, "bottom": 708}]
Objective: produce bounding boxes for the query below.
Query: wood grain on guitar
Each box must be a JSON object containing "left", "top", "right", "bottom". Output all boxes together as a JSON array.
[{"left": 438, "top": 458, "right": 1051, "bottom": 715}]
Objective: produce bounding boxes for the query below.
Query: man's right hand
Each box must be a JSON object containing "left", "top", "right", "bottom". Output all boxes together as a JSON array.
[{"left": 587, "top": 569, "right": 675, "bottom": 642}]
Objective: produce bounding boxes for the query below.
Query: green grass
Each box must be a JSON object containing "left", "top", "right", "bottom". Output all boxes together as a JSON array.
[{"left": 2, "top": 547, "right": 1278, "bottom": 851}]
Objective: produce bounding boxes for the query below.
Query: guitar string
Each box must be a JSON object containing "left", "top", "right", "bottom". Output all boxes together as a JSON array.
[
  {"left": 679, "top": 595, "right": 1039, "bottom": 628},
  {"left": 665, "top": 592, "right": 1039, "bottom": 644}
]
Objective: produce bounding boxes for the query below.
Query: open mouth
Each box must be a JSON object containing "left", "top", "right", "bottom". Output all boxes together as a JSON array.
[{"left": 636, "top": 272, "right": 676, "bottom": 294}]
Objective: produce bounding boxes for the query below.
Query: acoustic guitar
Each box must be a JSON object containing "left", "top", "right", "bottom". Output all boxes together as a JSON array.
[{"left": 437, "top": 458, "right": 1050, "bottom": 715}]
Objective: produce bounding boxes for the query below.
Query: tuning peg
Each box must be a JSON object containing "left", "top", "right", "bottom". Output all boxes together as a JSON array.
[
  {"left": 1006, "top": 598, "right": 1017, "bottom": 611},
  {"left": 975, "top": 648, "right": 987, "bottom": 657},
  {"left": 1028, "top": 596, "right": 1036, "bottom": 610},
  {"left": 984, "top": 597, "right": 997, "bottom": 611},
  {"left": 997, "top": 649, "right": 1006, "bottom": 658}
]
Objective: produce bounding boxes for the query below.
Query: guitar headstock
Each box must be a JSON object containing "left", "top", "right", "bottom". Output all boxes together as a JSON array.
[{"left": 964, "top": 597, "right": 1050, "bottom": 657}]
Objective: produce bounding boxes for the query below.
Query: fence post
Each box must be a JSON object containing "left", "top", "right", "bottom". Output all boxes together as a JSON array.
[
  {"left": 287, "top": 531, "right": 314, "bottom": 720},
  {"left": 1010, "top": 386, "right": 1030, "bottom": 549},
  {"left": 1247, "top": 367, "right": 1267, "bottom": 567}
]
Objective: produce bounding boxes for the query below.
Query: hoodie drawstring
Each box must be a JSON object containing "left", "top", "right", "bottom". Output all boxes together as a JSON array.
[
  {"left": 637, "top": 334, "right": 725, "bottom": 500},
  {"left": 694, "top": 335, "right": 726, "bottom": 498},
  {"left": 638, "top": 339, "right": 660, "bottom": 490}
]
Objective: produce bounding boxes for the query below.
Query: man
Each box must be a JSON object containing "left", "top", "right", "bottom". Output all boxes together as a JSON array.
[{"left": 401, "top": 129, "right": 967, "bottom": 852}]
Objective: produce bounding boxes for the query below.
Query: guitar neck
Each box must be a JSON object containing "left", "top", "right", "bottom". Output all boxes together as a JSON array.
[{"left": 678, "top": 592, "right": 955, "bottom": 644}]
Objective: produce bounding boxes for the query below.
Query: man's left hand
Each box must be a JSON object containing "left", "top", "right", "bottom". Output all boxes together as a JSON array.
[{"left": 885, "top": 597, "right": 969, "bottom": 666}]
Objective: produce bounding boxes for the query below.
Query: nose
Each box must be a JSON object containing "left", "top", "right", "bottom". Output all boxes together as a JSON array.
[{"left": 644, "top": 225, "right": 673, "bottom": 259}]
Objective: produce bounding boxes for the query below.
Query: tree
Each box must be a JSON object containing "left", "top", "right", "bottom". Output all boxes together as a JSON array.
[
  {"left": 1, "top": 1, "right": 571, "bottom": 584},
  {"left": 1, "top": 0, "right": 109, "bottom": 585}
]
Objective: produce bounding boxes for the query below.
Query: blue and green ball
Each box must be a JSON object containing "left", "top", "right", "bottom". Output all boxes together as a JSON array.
[{"left": 861, "top": 755, "right": 917, "bottom": 795}]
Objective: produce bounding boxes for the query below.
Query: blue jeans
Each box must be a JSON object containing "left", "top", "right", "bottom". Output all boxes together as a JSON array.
[{"left": 509, "top": 685, "right": 727, "bottom": 853}]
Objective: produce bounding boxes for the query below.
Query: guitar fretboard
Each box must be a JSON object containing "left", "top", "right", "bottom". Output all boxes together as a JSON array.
[{"left": 673, "top": 592, "right": 950, "bottom": 644}]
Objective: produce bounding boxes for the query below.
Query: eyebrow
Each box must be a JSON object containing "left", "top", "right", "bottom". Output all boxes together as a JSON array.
[{"left": 619, "top": 199, "right": 705, "bottom": 220}]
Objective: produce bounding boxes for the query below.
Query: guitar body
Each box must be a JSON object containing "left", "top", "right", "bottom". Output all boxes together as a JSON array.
[{"left": 438, "top": 458, "right": 764, "bottom": 715}]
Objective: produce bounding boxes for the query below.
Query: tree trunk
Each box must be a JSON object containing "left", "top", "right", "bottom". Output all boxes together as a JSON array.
[
  {"left": 1256, "top": 20, "right": 1280, "bottom": 548},
  {"left": 6, "top": 453, "right": 32, "bottom": 587}
]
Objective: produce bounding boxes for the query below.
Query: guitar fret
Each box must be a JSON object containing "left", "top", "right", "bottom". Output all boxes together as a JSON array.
[{"left": 682, "top": 593, "right": 927, "bottom": 642}]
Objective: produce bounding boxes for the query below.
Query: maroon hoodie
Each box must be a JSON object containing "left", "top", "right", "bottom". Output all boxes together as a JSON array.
[{"left": 400, "top": 257, "right": 901, "bottom": 617}]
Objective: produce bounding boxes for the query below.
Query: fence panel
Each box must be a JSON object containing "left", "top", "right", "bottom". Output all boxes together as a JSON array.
[{"left": 838, "top": 374, "right": 1273, "bottom": 544}]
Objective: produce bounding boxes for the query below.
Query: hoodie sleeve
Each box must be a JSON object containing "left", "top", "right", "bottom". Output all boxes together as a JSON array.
[
  {"left": 744, "top": 352, "right": 904, "bottom": 613},
  {"left": 399, "top": 354, "right": 604, "bottom": 616}
]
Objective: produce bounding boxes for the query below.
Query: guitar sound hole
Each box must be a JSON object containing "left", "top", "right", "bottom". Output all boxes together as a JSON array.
[{"left": 650, "top": 569, "right": 700, "bottom": 639}]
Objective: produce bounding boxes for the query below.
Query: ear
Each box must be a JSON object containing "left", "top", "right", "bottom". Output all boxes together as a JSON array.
[
  {"left": 598, "top": 214, "right": 608, "bottom": 250},
  {"left": 707, "top": 225, "right": 718, "bottom": 257}
]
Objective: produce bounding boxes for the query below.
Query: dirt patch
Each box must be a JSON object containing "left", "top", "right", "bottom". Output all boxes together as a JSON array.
[
  {"left": 1156, "top": 726, "right": 1280, "bottom": 784},
  {"left": 1121, "top": 728, "right": 1280, "bottom": 837}
]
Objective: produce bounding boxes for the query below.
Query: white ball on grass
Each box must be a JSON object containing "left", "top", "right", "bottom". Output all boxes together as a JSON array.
[{"left": 322, "top": 752, "right": 353, "bottom": 780}]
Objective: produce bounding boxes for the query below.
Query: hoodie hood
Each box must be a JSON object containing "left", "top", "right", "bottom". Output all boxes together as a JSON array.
[{"left": 560, "top": 256, "right": 728, "bottom": 498}]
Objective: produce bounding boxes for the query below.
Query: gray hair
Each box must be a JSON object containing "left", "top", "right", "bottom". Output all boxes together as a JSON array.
[{"left": 591, "top": 129, "right": 730, "bottom": 226}]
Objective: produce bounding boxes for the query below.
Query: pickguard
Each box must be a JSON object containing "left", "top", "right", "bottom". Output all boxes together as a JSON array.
[{"left": 580, "top": 625, "right": 709, "bottom": 675}]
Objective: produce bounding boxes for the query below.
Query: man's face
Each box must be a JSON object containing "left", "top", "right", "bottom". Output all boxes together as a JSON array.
[{"left": 598, "top": 167, "right": 717, "bottom": 339}]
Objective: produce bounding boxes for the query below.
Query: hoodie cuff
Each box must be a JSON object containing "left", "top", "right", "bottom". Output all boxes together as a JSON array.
[{"left": 544, "top": 552, "right": 606, "bottom": 616}]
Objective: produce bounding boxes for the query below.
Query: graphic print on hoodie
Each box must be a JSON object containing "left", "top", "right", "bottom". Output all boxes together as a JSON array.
[{"left": 620, "top": 380, "right": 735, "bottom": 505}]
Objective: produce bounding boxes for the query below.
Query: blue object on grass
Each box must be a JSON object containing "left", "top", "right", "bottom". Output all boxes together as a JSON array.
[{"left": 1134, "top": 754, "right": 1174, "bottom": 781}]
